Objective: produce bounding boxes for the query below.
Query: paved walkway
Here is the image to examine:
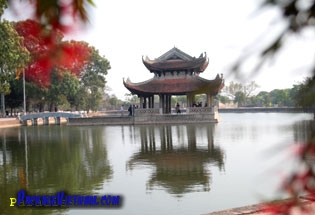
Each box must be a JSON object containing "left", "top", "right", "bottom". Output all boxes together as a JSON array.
[{"left": 0, "top": 117, "right": 21, "bottom": 128}]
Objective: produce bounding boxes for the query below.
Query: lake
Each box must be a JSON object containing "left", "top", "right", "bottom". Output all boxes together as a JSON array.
[{"left": 0, "top": 113, "right": 313, "bottom": 215}]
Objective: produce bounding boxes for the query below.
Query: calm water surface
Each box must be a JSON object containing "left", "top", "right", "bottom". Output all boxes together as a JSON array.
[{"left": 0, "top": 113, "right": 313, "bottom": 215}]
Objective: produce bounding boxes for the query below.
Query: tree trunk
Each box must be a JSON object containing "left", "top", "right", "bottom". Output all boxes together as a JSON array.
[{"left": 49, "top": 103, "right": 53, "bottom": 112}]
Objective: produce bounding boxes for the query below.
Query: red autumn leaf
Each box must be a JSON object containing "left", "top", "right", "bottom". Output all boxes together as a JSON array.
[
  {"left": 14, "top": 19, "right": 90, "bottom": 87},
  {"left": 25, "top": 57, "right": 53, "bottom": 88},
  {"left": 56, "top": 40, "right": 91, "bottom": 77}
]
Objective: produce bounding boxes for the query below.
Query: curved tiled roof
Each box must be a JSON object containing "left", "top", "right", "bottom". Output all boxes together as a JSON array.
[
  {"left": 124, "top": 48, "right": 224, "bottom": 96},
  {"left": 142, "top": 47, "right": 209, "bottom": 72},
  {"left": 123, "top": 75, "right": 224, "bottom": 96}
]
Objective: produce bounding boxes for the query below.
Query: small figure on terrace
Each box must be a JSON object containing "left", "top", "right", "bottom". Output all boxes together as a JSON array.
[{"left": 176, "top": 103, "right": 181, "bottom": 114}]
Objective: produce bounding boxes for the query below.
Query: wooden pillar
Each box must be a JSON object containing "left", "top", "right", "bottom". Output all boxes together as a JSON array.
[
  {"left": 209, "top": 95, "right": 214, "bottom": 107},
  {"left": 165, "top": 95, "right": 167, "bottom": 114},
  {"left": 208, "top": 94, "right": 214, "bottom": 113},
  {"left": 165, "top": 95, "right": 169, "bottom": 114},
  {"left": 186, "top": 94, "right": 191, "bottom": 107},
  {"left": 206, "top": 93, "right": 210, "bottom": 107},
  {"left": 186, "top": 94, "right": 190, "bottom": 110},
  {"left": 163, "top": 95, "right": 171, "bottom": 114},
  {"left": 151, "top": 96, "right": 154, "bottom": 108},
  {"left": 160, "top": 96, "right": 162, "bottom": 112},
  {"left": 144, "top": 97, "right": 147, "bottom": 109},
  {"left": 160, "top": 94, "right": 166, "bottom": 114},
  {"left": 187, "top": 93, "right": 195, "bottom": 107},
  {"left": 165, "top": 95, "right": 168, "bottom": 114},
  {"left": 140, "top": 96, "right": 144, "bottom": 109},
  {"left": 148, "top": 96, "right": 152, "bottom": 108},
  {"left": 163, "top": 95, "right": 166, "bottom": 114},
  {"left": 159, "top": 94, "right": 163, "bottom": 108},
  {"left": 159, "top": 94, "right": 163, "bottom": 114},
  {"left": 148, "top": 96, "right": 151, "bottom": 108},
  {"left": 168, "top": 95, "right": 171, "bottom": 113}
]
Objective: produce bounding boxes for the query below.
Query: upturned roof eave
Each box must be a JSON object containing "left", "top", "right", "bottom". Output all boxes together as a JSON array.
[
  {"left": 123, "top": 76, "right": 224, "bottom": 96},
  {"left": 142, "top": 57, "right": 209, "bottom": 72}
]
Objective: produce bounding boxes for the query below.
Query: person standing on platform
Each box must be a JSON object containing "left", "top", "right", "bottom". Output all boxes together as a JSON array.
[
  {"left": 176, "top": 103, "right": 181, "bottom": 114},
  {"left": 120, "top": 105, "right": 124, "bottom": 116},
  {"left": 128, "top": 105, "right": 133, "bottom": 116}
]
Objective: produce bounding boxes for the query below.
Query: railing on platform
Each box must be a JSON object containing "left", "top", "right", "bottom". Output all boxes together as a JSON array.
[
  {"left": 186, "top": 107, "right": 213, "bottom": 114},
  {"left": 134, "top": 107, "right": 215, "bottom": 115},
  {"left": 134, "top": 108, "right": 160, "bottom": 116}
]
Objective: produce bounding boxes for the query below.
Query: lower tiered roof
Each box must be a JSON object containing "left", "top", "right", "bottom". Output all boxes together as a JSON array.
[{"left": 123, "top": 75, "right": 224, "bottom": 96}]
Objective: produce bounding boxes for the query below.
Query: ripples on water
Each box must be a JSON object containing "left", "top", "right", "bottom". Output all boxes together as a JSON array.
[{"left": 0, "top": 113, "right": 313, "bottom": 215}]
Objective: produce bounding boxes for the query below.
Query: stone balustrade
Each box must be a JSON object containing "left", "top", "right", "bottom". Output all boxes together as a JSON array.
[
  {"left": 186, "top": 107, "right": 213, "bottom": 114},
  {"left": 134, "top": 108, "right": 160, "bottom": 116}
]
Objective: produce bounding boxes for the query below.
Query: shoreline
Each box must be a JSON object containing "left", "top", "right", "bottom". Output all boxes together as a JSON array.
[
  {"left": 0, "top": 117, "right": 67, "bottom": 128},
  {"left": 0, "top": 118, "right": 21, "bottom": 128},
  {"left": 0, "top": 110, "right": 312, "bottom": 129},
  {"left": 218, "top": 107, "right": 310, "bottom": 113},
  {"left": 203, "top": 196, "right": 315, "bottom": 215}
]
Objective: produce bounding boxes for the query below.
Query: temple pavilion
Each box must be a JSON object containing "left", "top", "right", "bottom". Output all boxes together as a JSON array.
[{"left": 123, "top": 47, "right": 224, "bottom": 122}]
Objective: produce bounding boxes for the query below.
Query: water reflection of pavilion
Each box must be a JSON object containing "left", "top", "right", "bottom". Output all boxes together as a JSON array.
[{"left": 128, "top": 124, "right": 225, "bottom": 195}]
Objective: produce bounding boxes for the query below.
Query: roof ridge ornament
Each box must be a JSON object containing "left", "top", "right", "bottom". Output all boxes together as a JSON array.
[{"left": 152, "top": 47, "right": 194, "bottom": 62}]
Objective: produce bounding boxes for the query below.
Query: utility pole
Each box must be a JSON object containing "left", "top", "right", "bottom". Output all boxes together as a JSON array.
[
  {"left": 1, "top": 93, "right": 4, "bottom": 116},
  {"left": 23, "top": 69, "right": 26, "bottom": 115}
]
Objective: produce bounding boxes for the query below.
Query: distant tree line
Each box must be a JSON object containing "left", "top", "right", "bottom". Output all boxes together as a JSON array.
[{"left": 217, "top": 80, "right": 314, "bottom": 109}]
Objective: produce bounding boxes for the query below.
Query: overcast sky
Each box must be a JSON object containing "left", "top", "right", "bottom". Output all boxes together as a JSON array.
[{"left": 4, "top": 0, "right": 315, "bottom": 99}]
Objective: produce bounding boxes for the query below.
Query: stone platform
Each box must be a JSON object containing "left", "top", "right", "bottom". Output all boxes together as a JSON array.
[{"left": 68, "top": 113, "right": 218, "bottom": 126}]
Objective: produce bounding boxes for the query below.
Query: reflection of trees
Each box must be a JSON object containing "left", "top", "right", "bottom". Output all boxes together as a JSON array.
[
  {"left": 0, "top": 126, "right": 112, "bottom": 215},
  {"left": 293, "top": 120, "right": 315, "bottom": 166},
  {"left": 293, "top": 120, "right": 315, "bottom": 144},
  {"left": 128, "top": 124, "right": 225, "bottom": 195}
]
